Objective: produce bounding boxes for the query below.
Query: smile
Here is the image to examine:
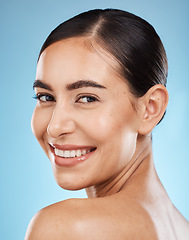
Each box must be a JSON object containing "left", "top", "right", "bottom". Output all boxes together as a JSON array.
[
  {"left": 54, "top": 148, "right": 93, "bottom": 158},
  {"left": 49, "top": 144, "right": 97, "bottom": 166}
]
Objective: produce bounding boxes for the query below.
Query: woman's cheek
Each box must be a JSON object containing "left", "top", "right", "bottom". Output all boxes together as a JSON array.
[
  {"left": 31, "top": 107, "right": 51, "bottom": 146},
  {"left": 85, "top": 111, "right": 119, "bottom": 141},
  {"left": 91, "top": 106, "right": 126, "bottom": 133}
]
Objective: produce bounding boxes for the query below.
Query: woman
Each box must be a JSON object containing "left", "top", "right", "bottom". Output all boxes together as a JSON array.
[{"left": 25, "top": 9, "right": 189, "bottom": 239}]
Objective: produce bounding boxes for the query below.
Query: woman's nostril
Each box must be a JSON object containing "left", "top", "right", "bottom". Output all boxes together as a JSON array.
[{"left": 47, "top": 117, "right": 76, "bottom": 138}]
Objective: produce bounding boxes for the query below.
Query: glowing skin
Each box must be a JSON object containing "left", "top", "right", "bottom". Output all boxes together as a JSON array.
[
  {"left": 32, "top": 37, "right": 141, "bottom": 192},
  {"left": 26, "top": 37, "right": 189, "bottom": 240}
]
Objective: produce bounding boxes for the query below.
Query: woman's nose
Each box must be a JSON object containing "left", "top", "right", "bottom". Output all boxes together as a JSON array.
[{"left": 47, "top": 104, "right": 76, "bottom": 138}]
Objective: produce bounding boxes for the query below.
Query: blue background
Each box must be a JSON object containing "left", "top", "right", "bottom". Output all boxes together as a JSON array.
[{"left": 0, "top": 0, "right": 188, "bottom": 239}]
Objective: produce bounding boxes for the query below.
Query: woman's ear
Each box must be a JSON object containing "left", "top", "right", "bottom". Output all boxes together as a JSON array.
[{"left": 138, "top": 84, "right": 169, "bottom": 135}]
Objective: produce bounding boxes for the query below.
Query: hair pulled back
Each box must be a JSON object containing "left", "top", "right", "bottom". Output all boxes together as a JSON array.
[{"left": 39, "top": 9, "right": 168, "bottom": 98}]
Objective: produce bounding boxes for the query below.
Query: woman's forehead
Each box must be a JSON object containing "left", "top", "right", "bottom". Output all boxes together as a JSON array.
[
  {"left": 39, "top": 37, "right": 119, "bottom": 68},
  {"left": 36, "top": 37, "right": 127, "bottom": 89}
]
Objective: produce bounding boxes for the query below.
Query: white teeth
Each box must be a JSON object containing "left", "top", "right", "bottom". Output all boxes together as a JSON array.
[
  {"left": 55, "top": 148, "right": 64, "bottom": 157},
  {"left": 54, "top": 148, "right": 58, "bottom": 155},
  {"left": 76, "top": 150, "right": 82, "bottom": 157},
  {"left": 54, "top": 148, "right": 94, "bottom": 158},
  {"left": 82, "top": 150, "right": 86, "bottom": 155},
  {"left": 70, "top": 150, "right": 76, "bottom": 157},
  {"left": 64, "top": 151, "right": 70, "bottom": 158}
]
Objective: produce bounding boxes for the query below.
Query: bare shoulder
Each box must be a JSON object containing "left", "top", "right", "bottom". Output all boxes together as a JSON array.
[
  {"left": 25, "top": 198, "right": 88, "bottom": 240},
  {"left": 173, "top": 207, "right": 189, "bottom": 240},
  {"left": 25, "top": 196, "right": 158, "bottom": 240}
]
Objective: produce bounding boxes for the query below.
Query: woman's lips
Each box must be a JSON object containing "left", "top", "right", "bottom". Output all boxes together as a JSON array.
[{"left": 49, "top": 144, "right": 96, "bottom": 167}]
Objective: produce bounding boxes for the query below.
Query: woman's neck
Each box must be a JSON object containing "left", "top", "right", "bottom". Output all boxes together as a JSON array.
[{"left": 85, "top": 134, "right": 154, "bottom": 198}]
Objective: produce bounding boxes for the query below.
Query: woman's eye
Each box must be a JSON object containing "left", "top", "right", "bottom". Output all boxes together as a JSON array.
[
  {"left": 34, "top": 94, "right": 55, "bottom": 102},
  {"left": 76, "top": 96, "right": 98, "bottom": 103}
]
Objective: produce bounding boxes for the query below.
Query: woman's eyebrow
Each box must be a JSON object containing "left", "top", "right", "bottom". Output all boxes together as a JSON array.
[
  {"left": 33, "top": 79, "right": 106, "bottom": 91},
  {"left": 66, "top": 80, "right": 106, "bottom": 90},
  {"left": 33, "top": 80, "right": 52, "bottom": 91}
]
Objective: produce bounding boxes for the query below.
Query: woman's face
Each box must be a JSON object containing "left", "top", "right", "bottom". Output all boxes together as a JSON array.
[{"left": 32, "top": 37, "right": 141, "bottom": 190}]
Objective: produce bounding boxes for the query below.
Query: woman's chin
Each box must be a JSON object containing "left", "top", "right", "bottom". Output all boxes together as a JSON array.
[
  {"left": 54, "top": 174, "right": 88, "bottom": 191},
  {"left": 57, "top": 182, "right": 86, "bottom": 191}
]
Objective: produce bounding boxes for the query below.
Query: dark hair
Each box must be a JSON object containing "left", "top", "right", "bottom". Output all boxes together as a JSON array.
[{"left": 39, "top": 8, "right": 168, "bottom": 98}]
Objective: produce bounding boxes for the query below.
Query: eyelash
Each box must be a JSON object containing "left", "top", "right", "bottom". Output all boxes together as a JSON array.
[
  {"left": 76, "top": 95, "right": 99, "bottom": 104},
  {"left": 33, "top": 93, "right": 55, "bottom": 102},
  {"left": 33, "top": 93, "right": 99, "bottom": 104}
]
